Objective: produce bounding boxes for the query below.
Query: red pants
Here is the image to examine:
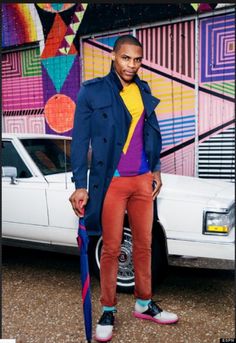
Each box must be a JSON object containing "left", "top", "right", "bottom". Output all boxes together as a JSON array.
[{"left": 100, "top": 172, "right": 154, "bottom": 306}]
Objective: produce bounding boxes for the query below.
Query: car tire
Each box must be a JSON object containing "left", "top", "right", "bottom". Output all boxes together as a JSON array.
[{"left": 89, "top": 216, "right": 168, "bottom": 293}]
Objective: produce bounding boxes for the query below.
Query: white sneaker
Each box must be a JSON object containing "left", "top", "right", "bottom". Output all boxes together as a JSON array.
[
  {"left": 133, "top": 300, "right": 178, "bottom": 324},
  {"left": 95, "top": 311, "right": 114, "bottom": 342}
]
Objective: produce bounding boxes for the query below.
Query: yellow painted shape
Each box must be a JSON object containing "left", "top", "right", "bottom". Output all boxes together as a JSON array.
[
  {"left": 83, "top": 43, "right": 111, "bottom": 79},
  {"left": 139, "top": 70, "right": 195, "bottom": 114}
]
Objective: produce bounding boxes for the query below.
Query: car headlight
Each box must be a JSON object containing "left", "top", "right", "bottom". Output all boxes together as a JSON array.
[{"left": 203, "top": 205, "right": 235, "bottom": 236}]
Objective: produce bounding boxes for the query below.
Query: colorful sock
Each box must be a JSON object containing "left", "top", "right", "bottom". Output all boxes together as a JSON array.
[
  {"left": 136, "top": 299, "right": 151, "bottom": 307},
  {"left": 103, "top": 306, "right": 116, "bottom": 312}
]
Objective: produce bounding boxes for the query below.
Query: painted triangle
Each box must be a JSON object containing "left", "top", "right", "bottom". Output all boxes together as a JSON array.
[
  {"left": 58, "top": 47, "right": 70, "bottom": 55},
  {"left": 65, "top": 35, "right": 75, "bottom": 45},
  {"left": 74, "top": 12, "right": 81, "bottom": 21},
  {"left": 68, "top": 43, "right": 77, "bottom": 55},
  {"left": 66, "top": 26, "right": 75, "bottom": 35},
  {"left": 71, "top": 22, "right": 80, "bottom": 33},
  {"left": 60, "top": 38, "right": 70, "bottom": 48},
  {"left": 41, "top": 14, "right": 68, "bottom": 58},
  {"left": 77, "top": 12, "right": 85, "bottom": 22},
  {"left": 191, "top": 3, "right": 199, "bottom": 11},
  {"left": 41, "top": 55, "right": 76, "bottom": 92},
  {"left": 41, "top": 64, "right": 57, "bottom": 102},
  {"left": 81, "top": 4, "right": 88, "bottom": 11}
]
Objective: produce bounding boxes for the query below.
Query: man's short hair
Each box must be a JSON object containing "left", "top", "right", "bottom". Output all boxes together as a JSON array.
[{"left": 113, "top": 35, "right": 143, "bottom": 52}]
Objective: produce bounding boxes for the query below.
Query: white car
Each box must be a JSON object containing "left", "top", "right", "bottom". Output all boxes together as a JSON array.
[{"left": 2, "top": 133, "right": 235, "bottom": 291}]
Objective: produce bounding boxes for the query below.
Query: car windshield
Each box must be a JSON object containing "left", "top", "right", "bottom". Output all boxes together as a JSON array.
[{"left": 20, "top": 138, "right": 72, "bottom": 175}]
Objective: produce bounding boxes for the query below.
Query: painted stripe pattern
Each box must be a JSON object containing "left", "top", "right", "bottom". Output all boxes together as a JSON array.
[
  {"left": 203, "top": 81, "right": 235, "bottom": 96},
  {"left": 159, "top": 115, "right": 195, "bottom": 148},
  {"left": 21, "top": 47, "right": 42, "bottom": 77},
  {"left": 3, "top": 115, "right": 45, "bottom": 133},
  {"left": 2, "top": 51, "right": 22, "bottom": 78},
  {"left": 3, "top": 109, "right": 44, "bottom": 116},
  {"left": 200, "top": 14, "right": 235, "bottom": 82},
  {"left": 137, "top": 21, "right": 195, "bottom": 80},
  {"left": 198, "top": 126, "right": 235, "bottom": 181},
  {"left": 2, "top": 76, "right": 44, "bottom": 110}
]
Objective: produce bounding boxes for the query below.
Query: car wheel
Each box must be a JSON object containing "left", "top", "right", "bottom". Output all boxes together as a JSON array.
[{"left": 90, "top": 224, "right": 135, "bottom": 293}]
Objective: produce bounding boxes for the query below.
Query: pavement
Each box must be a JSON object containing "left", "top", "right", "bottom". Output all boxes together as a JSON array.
[{"left": 2, "top": 246, "right": 235, "bottom": 343}]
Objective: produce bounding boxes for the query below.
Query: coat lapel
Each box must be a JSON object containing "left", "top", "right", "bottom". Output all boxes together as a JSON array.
[{"left": 134, "top": 76, "right": 160, "bottom": 117}]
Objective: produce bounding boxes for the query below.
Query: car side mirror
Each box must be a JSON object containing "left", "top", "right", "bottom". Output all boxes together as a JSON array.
[{"left": 2, "top": 166, "right": 18, "bottom": 184}]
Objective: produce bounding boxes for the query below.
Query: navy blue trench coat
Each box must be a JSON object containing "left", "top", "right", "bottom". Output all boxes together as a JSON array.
[{"left": 71, "top": 69, "right": 162, "bottom": 235}]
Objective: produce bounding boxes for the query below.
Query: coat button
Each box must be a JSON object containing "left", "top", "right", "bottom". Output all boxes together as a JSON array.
[
  {"left": 117, "top": 142, "right": 122, "bottom": 146},
  {"left": 93, "top": 184, "right": 98, "bottom": 189},
  {"left": 103, "top": 138, "right": 107, "bottom": 143},
  {"left": 98, "top": 161, "right": 104, "bottom": 166},
  {"left": 103, "top": 113, "right": 108, "bottom": 118}
]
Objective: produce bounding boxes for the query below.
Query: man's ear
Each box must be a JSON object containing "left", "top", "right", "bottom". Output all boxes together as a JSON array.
[{"left": 111, "top": 51, "right": 115, "bottom": 61}]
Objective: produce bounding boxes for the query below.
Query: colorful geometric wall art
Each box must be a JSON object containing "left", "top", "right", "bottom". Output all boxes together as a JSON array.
[
  {"left": 36, "top": 4, "right": 75, "bottom": 13},
  {"left": 3, "top": 115, "right": 45, "bottom": 134},
  {"left": 44, "top": 94, "right": 75, "bottom": 133},
  {"left": 2, "top": 3, "right": 235, "bottom": 180},
  {"left": 200, "top": 14, "right": 235, "bottom": 83},
  {"left": 83, "top": 28, "right": 196, "bottom": 177},
  {"left": 198, "top": 126, "right": 235, "bottom": 181},
  {"left": 2, "top": 48, "right": 44, "bottom": 112},
  {"left": 198, "top": 13, "right": 235, "bottom": 181},
  {"left": 81, "top": 12, "right": 235, "bottom": 181},
  {"left": 2, "top": 3, "right": 44, "bottom": 48},
  {"left": 137, "top": 20, "right": 195, "bottom": 82},
  {"left": 35, "top": 3, "right": 87, "bottom": 135},
  {"left": 2, "top": 3, "right": 88, "bottom": 136}
]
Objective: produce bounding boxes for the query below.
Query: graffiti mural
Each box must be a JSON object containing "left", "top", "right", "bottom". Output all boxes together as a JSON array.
[
  {"left": 2, "top": 3, "right": 87, "bottom": 135},
  {"left": 82, "top": 24, "right": 197, "bottom": 177},
  {"left": 2, "top": 4, "right": 235, "bottom": 180},
  {"left": 81, "top": 12, "right": 235, "bottom": 180},
  {"left": 198, "top": 13, "right": 235, "bottom": 180}
]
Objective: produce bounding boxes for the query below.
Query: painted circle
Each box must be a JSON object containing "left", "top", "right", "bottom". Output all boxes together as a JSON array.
[
  {"left": 36, "top": 4, "right": 75, "bottom": 13},
  {"left": 44, "top": 94, "right": 75, "bottom": 133}
]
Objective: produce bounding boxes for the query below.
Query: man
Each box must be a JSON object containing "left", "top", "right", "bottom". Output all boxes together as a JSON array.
[{"left": 70, "top": 35, "right": 178, "bottom": 342}]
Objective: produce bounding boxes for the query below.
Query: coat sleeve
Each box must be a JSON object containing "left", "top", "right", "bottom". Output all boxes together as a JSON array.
[
  {"left": 151, "top": 122, "right": 162, "bottom": 173},
  {"left": 71, "top": 85, "right": 92, "bottom": 189}
]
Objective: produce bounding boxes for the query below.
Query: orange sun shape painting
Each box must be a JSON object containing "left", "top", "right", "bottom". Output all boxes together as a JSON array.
[{"left": 44, "top": 94, "right": 76, "bottom": 133}]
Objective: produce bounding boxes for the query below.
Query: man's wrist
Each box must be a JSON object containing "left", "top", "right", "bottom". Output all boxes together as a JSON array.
[{"left": 76, "top": 188, "right": 88, "bottom": 193}]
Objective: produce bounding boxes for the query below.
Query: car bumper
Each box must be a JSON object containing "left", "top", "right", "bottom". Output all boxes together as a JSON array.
[{"left": 167, "top": 239, "right": 235, "bottom": 261}]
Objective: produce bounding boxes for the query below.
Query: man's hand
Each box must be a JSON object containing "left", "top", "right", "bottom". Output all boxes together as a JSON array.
[
  {"left": 69, "top": 188, "right": 89, "bottom": 217},
  {"left": 152, "top": 171, "right": 162, "bottom": 200}
]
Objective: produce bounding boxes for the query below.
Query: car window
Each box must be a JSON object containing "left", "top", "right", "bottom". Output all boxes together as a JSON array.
[
  {"left": 20, "top": 138, "right": 72, "bottom": 175},
  {"left": 2, "top": 141, "right": 32, "bottom": 178}
]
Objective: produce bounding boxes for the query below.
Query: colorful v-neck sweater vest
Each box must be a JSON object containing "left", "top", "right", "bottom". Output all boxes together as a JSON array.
[{"left": 114, "top": 82, "right": 150, "bottom": 177}]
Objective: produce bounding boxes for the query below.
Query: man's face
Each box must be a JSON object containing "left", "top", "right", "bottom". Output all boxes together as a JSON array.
[{"left": 111, "top": 43, "right": 143, "bottom": 86}]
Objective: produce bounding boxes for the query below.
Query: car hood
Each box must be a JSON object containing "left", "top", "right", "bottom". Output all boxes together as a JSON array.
[
  {"left": 161, "top": 173, "right": 234, "bottom": 209},
  {"left": 45, "top": 172, "right": 234, "bottom": 209}
]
